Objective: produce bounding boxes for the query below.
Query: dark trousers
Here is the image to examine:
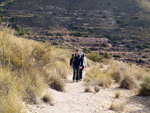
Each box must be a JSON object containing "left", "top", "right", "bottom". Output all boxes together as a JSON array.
[
  {"left": 73, "top": 66, "right": 80, "bottom": 80},
  {"left": 79, "top": 66, "right": 84, "bottom": 80}
]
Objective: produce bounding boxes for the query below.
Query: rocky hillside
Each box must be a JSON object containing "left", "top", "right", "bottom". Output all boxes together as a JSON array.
[{"left": 1, "top": 0, "right": 150, "bottom": 66}]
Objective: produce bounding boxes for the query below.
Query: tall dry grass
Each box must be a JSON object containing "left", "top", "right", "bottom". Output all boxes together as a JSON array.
[
  {"left": 85, "top": 67, "right": 112, "bottom": 88},
  {"left": 85, "top": 59, "right": 150, "bottom": 90},
  {"left": 0, "top": 27, "right": 71, "bottom": 112}
]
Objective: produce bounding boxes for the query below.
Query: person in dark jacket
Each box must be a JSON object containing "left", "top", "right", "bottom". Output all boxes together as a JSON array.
[{"left": 70, "top": 50, "right": 83, "bottom": 82}]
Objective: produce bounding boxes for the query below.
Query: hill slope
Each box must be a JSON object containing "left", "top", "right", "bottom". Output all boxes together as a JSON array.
[{"left": 1, "top": 0, "right": 150, "bottom": 66}]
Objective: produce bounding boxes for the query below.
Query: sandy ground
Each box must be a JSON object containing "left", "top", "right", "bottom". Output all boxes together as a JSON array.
[{"left": 28, "top": 67, "right": 150, "bottom": 113}]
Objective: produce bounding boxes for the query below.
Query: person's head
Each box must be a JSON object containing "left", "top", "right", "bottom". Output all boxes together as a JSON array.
[{"left": 75, "top": 50, "right": 79, "bottom": 55}]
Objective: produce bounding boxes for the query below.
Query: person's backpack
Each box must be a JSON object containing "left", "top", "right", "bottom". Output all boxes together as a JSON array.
[{"left": 79, "top": 51, "right": 85, "bottom": 60}]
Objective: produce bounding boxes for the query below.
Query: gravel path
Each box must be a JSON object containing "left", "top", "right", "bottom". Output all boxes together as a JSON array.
[{"left": 28, "top": 69, "right": 150, "bottom": 113}]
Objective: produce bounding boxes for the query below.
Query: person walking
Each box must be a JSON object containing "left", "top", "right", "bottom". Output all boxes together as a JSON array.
[
  {"left": 79, "top": 51, "right": 87, "bottom": 81},
  {"left": 70, "top": 50, "right": 83, "bottom": 82}
]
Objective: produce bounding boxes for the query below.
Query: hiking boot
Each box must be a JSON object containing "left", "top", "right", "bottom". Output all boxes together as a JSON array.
[
  {"left": 73, "top": 80, "right": 76, "bottom": 82},
  {"left": 76, "top": 80, "right": 78, "bottom": 82}
]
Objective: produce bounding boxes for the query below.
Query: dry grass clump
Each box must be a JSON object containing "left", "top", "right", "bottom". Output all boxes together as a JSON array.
[
  {"left": 85, "top": 68, "right": 112, "bottom": 88},
  {"left": 105, "top": 60, "right": 149, "bottom": 90},
  {"left": 84, "top": 86, "right": 92, "bottom": 93},
  {"left": 138, "top": 77, "right": 150, "bottom": 96},
  {"left": 49, "top": 76, "right": 65, "bottom": 92},
  {"left": 115, "top": 91, "right": 120, "bottom": 98},
  {"left": 94, "top": 86, "right": 100, "bottom": 93},
  {"left": 0, "top": 66, "right": 23, "bottom": 113},
  {"left": 42, "top": 91, "right": 53, "bottom": 104},
  {"left": 119, "top": 75, "right": 137, "bottom": 89},
  {"left": 0, "top": 27, "right": 71, "bottom": 112},
  {"left": 109, "top": 101, "right": 125, "bottom": 111}
]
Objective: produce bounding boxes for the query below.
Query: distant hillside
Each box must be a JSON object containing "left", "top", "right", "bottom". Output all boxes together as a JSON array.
[{"left": 1, "top": 0, "right": 150, "bottom": 66}]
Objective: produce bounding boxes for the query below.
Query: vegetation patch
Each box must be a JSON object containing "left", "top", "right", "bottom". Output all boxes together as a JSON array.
[{"left": 138, "top": 77, "right": 150, "bottom": 96}]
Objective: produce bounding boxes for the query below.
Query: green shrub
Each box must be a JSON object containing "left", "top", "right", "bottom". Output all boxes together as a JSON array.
[
  {"left": 0, "top": 7, "right": 3, "bottom": 13},
  {"left": 17, "top": 26, "right": 26, "bottom": 36},
  {"left": 133, "top": 16, "right": 139, "bottom": 19},
  {"left": 142, "top": 55, "right": 147, "bottom": 58},
  {"left": 103, "top": 43, "right": 108, "bottom": 47},
  {"left": 28, "top": 13, "right": 32, "bottom": 17},
  {"left": 138, "top": 52, "right": 142, "bottom": 55},
  {"left": 138, "top": 77, "right": 150, "bottom": 96},
  {"left": 37, "top": 39, "right": 46, "bottom": 43},
  {"left": 0, "top": 14, "right": 4, "bottom": 22},
  {"left": 113, "top": 54, "right": 121, "bottom": 58},
  {"left": 137, "top": 44, "right": 145, "bottom": 49},
  {"left": 88, "top": 52, "right": 103, "bottom": 62},
  {"left": 83, "top": 48, "right": 91, "bottom": 54},
  {"left": 69, "top": 32, "right": 87, "bottom": 37},
  {"left": 56, "top": 33, "right": 63, "bottom": 36},
  {"left": 104, "top": 51, "right": 111, "bottom": 59}
]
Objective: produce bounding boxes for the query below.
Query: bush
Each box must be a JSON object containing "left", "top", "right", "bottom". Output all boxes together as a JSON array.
[
  {"left": 0, "top": 28, "right": 71, "bottom": 112},
  {"left": 37, "top": 39, "right": 46, "bottom": 43},
  {"left": 42, "top": 91, "right": 52, "bottom": 104},
  {"left": 88, "top": 53, "right": 103, "bottom": 62},
  {"left": 113, "top": 54, "right": 121, "bottom": 58},
  {"left": 137, "top": 44, "right": 145, "bottom": 49},
  {"left": 94, "top": 86, "right": 100, "bottom": 93},
  {"left": 83, "top": 48, "right": 91, "bottom": 54},
  {"left": 49, "top": 76, "right": 65, "bottom": 92},
  {"left": 107, "top": 68, "right": 122, "bottom": 82},
  {"left": 104, "top": 51, "right": 111, "bottom": 59},
  {"left": 109, "top": 101, "right": 125, "bottom": 111},
  {"left": 17, "top": 26, "right": 26, "bottom": 36},
  {"left": 69, "top": 32, "right": 88, "bottom": 37},
  {"left": 56, "top": 33, "right": 63, "bottom": 36},
  {"left": 84, "top": 86, "right": 92, "bottom": 92},
  {"left": 103, "top": 43, "right": 108, "bottom": 47},
  {"left": 119, "top": 74, "right": 137, "bottom": 89},
  {"left": 85, "top": 68, "right": 112, "bottom": 88},
  {"left": 0, "top": 14, "right": 4, "bottom": 22},
  {"left": 0, "top": 7, "right": 3, "bottom": 13},
  {"left": 133, "top": 16, "right": 139, "bottom": 19},
  {"left": 28, "top": 13, "right": 32, "bottom": 17},
  {"left": 115, "top": 91, "right": 120, "bottom": 98},
  {"left": 142, "top": 55, "right": 147, "bottom": 58},
  {"left": 138, "top": 77, "right": 150, "bottom": 96}
]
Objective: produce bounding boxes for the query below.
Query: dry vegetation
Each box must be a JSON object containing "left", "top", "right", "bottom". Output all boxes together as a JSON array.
[
  {"left": 85, "top": 59, "right": 150, "bottom": 94},
  {"left": 84, "top": 86, "right": 92, "bottom": 93},
  {"left": 0, "top": 27, "right": 71, "bottom": 113},
  {"left": 115, "top": 91, "right": 120, "bottom": 98},
  {"left": 109, "top": 101, "right": 125, "bottom": 112},
  {"left": 84, "top": 66, "right": 112, "bottom": 88}
]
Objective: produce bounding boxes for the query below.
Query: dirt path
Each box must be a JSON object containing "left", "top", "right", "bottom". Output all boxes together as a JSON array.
[{"left": 29, "top": 68, "right": 149, "bottom": 113}]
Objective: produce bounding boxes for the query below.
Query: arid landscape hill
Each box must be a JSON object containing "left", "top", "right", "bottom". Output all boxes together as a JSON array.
[{"left": 1, "top": 0, "right": 150, "bottom": 66}]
